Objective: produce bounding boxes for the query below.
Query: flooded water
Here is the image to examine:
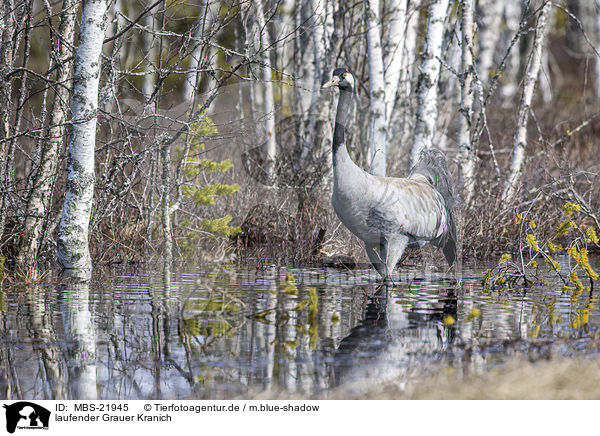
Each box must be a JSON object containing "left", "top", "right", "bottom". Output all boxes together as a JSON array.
[{"left": 1, "top": 261, "right": 599, "bottom": 400}]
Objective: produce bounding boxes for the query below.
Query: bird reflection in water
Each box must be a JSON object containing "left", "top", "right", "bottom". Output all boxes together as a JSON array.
[{"left": 333, "top": 285, "right": 458, "bottom": 388}]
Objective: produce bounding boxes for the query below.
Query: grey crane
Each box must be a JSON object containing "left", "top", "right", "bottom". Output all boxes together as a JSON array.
[{"left": 323, "top": 68, "right": 456, "bottom": 280}]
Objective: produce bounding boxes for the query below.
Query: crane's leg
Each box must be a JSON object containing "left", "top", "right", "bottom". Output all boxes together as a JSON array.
[
  {"left": 365, "top": 240, "right": 387, "bottom": 278},
  {"left": 384, "top": 235, "right": 408, "bottom": 279}
]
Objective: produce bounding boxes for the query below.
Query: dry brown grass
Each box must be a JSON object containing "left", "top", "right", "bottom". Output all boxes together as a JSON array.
[
  {"left": 359, "top": 357, "right": 600, "bottom": 400},
  {"left": 402, "top": 358, "right": 600, "bottom": 400},
  {"left": 250, "top": 356, "right": 600, "bottom": 400}
]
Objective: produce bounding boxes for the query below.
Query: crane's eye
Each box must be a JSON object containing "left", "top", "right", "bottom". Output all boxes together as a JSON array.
[{"left": 342, "top": 73, "right": 347, "bottom": 78}]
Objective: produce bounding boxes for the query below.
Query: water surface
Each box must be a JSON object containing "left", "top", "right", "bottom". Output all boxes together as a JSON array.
[{"left": 1, "top": 262, "right": 598, "bottom": 399}]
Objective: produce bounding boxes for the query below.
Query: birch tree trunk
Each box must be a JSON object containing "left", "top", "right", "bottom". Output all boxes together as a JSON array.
[
  {"left": 384, "top": 0, "right": 407, "bottom": 123},
  {"left": 17, "top": 0, "right": 77, "bottom": 270},
  {"left": 0, "top": 1, "right": 28, "bottom": 245},
  {"left": 384, "top": 0, "right": 408, "bottom": 163},
  {"left": 502, "top": 2, "right": 550, "bottom": 203},
  {"left": 437, "top": 24, "right": 460, "bottom": 151},
  {"left": 595, "top": 0, "right": 600, "bottom": 99},
  {"left": 114, "top": 0, "right": 127, "bottom": 66},
  {"left": 476, "top": 0, "right": 503, "bottom": 84},
  {"left": 182, "top": 0, "right": 218, "bottom": 105},
  {"left": 538, "top": 3, "right": 556, "bottom": 104},
  {"left": 499, "top": 0, "right": 523, "bottom": 101},
  {"left": 183, "top": 1, "right": 207, "bottom": 104},
  {"left": 538, "top": 39, "right": 553, "bottom": 103},
  {"left": 410, "top": 0, "right": 449, "bottom": 167},
  {"left": 299, "top": 0, "right": 336, "bottom": 170},
  {"left": 458, "top": 0, "right": 475, "bottom": 204},
  {"left": 294, "top": 0, "right": 313, "bottom": 119},
  {"left": 28, "top": 288, "right": 67, "bottom": 398},
  {"left": 57, "top": 0, "right": 108, "bottom": 280},
  {"left": 142, "top": 5, "right": 160, "bottom": 103},
  {"left": 254, "top": 0, "right": 277, "bottom": 179},
  {"left": 161, "top": 141, "right": 173, "bottom": 265},
  {"left": 398, "top": 0, "right": 421, "bottom": 150},
  {"left": 60, "top": 283, "right": 97, "bottom": 399},
  {"left": 365, "top": 0, "right": 388, "bottom": 176}
]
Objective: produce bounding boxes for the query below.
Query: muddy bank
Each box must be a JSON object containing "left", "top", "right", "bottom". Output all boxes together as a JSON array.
[{"left": 254, "top": 356, "right": 600, "bottom": 400}]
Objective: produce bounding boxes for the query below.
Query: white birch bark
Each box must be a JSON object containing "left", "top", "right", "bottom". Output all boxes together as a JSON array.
[
  {"left": 410, "top": 0, "right": 449, "bottom": 167},
  {"left": 398, "top": 0, "right": 421, "bottom": 150},
  {"left": 295, "top": 0, "right": 313, "bottom": 117},
  {"left": 476, "top": 0, "right": 503, "bottom": 84},
  {"left": 183, "top": 0, "right": 208, "bottom": 104},
  {"left": 57, "top": 0, "right": 108, "bottom": 280},
  {"left": 61, "top": 283, "right": 97, "bottom": 399},
  {"left": 401, "top": 0, "right": 421, "bottom": 98},
  {"left": 142, "top": 7, "right": 159, "bottom": 102},
  {"left": 29, "top": 289, "right": 67, "bottom": 399},
  {"left": 538, "top": 40, "right": 553, "bottom": 103},
  {"left": 101, "top": 0, "right": 124, "bottom": 116},
  {"left": 365, "top": 0, "right": 388, "bottom": 176},
  {"left": 277, "top": 0, "right": 295, "bottom": 113},
  {"left": 437, "top": 25, "right": 460, "bottom": 151},
  {"left": 538, "top": 5, "right": 556, "bottom": 104},
  {"left": 254, "top": 0, "right": 277, "bottom": 178},
  {"left": 502, "top": 2, "right": 550, "bottom": 203},
  {"left": 18, "top": 0, "right": 77, "bottom": 270},
  {"left": 0, "top": 0, "right": 18, "bottom": 242},
  {"left": 309, "top": 0, "right": 327, "bottom": 115},
  {"left": 384, "top": 0, "right": 407, "bottom": 138},
  {"left": 114, "top": 0, "right": 127, "bottom": 66},
  {"left": 499, "top": 0, "right": 522, "bottom": 100},
  {"left": 385, "top": 0, "right": 407, "bottom": 115},
  {"left": 595, "top": 0, "right": 600, "bottom": 99},
  {"left": 299, "top": 0, "right": 335, "bottom": 169},
  {"left": 458, "top": 0, "right": 475, "bottom": 203},
  {"left": 161, "top": 141, "right": 173, "bottom": 265},
  {"left": 183, "top": 0, "right": 218, "bottom": 105}
]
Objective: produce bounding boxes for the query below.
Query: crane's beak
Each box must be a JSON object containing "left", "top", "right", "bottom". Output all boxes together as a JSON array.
[{"left": 322, "top": 76, "right": 339, "bottom": 89}]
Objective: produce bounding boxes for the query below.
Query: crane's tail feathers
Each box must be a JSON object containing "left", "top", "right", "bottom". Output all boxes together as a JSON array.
[
  {"left": 409, "top": 148, "right": 455, "bottom": 209},
  {"left": 410, "top": 148, "right": 457, "bottom": 267}
]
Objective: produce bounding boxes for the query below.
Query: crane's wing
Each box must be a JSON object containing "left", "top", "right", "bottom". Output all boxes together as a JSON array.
[{"left": 365, "top": 177, "right": 447, "bottom": 243}]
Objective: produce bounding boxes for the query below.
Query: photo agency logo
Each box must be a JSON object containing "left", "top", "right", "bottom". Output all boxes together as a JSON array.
[{"left": 2, "top": 402, "right": 50, "bottom": 434}]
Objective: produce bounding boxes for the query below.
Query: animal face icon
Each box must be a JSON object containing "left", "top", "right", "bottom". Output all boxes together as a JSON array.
[{"left": 3, "top": 402, "right": 50, "bottom": 434}]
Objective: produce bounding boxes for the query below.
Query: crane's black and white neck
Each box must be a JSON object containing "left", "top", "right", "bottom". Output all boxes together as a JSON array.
[
  {"left": 323, "top": 68, "right": 354, "bottom": 157},
  {"left": 324, "top": 68, "right": 457, "bottom": 282}
]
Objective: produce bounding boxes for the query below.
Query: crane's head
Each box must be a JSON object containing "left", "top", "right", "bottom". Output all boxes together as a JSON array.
[{"left": 323, "top": 68, "right": 354, "bottom": 91}]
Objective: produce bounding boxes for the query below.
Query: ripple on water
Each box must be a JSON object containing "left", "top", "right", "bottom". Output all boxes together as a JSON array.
[{"left": 0, "top": 261, "right": 599, "bottom": 399}]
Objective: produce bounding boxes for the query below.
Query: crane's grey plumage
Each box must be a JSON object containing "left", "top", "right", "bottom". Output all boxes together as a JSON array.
[{"left": 323, "top": 68, "right": 456, "bottom": 279}]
